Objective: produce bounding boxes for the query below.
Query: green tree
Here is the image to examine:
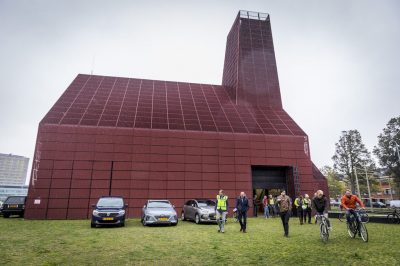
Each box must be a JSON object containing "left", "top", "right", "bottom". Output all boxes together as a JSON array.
[
  {"left": 357, "top": 171, "right": 381, "bottom": 198},
  {"left": 321, "top": 166, "right": 346, "bottom": 199},
  {"left": 373, "top": 116, "right": 400, "bottom": 191},
  {"left": 332, "top": 130, "right": 375, "bottom": 195}
]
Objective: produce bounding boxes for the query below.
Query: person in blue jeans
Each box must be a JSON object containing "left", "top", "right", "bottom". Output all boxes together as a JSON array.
[{"left": 263, "top": 195, "right": 269, "bottom": 218}]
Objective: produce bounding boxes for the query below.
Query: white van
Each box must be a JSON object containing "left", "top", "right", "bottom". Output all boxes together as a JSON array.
[{"left": 389, "top": 200, "right": 400, "bottom": 208}]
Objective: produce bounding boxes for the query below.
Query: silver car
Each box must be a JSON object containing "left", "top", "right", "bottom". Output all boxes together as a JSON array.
[
  {"left": 141, "top": 200, "right": 178, "bottom": 226},
  {"left": 181, "top": 199, "right": 217, "bottom": 224}
]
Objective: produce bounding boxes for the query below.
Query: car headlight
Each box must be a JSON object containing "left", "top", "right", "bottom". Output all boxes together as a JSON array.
[
  {"left": 93, "top": 210, "right": 99, "bottom": 216},
  {"left": 118, "top": 210, "right": 125, "bottom": 216}
]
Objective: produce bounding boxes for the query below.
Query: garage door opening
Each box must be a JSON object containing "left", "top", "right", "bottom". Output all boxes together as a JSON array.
[{"left": 251, "top": 166, "right": 296, "bottom": 216}]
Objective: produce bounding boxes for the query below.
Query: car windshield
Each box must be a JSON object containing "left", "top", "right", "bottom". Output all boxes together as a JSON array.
[
  {"left": 5, "top": 197, "right": 25, "bottom": 204},
  {"left": 97, "top": 197, "right": 123, "bottom": 207},
  {"left": 148, "top": 201, "right": 171, "bottom": 208},
  {"left": 197, "top": 200, "right": 215, "bottom": 207}
]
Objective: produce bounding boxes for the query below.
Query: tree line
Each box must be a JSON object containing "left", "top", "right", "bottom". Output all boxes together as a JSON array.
[{"left": 324, "top": 116, "right": 400, "bottom": 199}]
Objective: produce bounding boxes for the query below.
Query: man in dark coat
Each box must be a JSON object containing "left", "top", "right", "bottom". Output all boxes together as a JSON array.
[{"left": 236, "top": 192, "right": 250, "bottom": 233}]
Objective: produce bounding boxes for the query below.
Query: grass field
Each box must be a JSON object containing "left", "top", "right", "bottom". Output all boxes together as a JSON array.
[{"left": 0, "top": 216, "right": 399, "bottom": 265}]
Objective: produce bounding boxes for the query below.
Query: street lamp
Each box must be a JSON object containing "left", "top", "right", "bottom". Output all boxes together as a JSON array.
[
  {"left": 355, "top": 167, "right": 375, "bottom": 210},
  {"left": 354, "top": 167, "right": 361, "bottom": 199}
]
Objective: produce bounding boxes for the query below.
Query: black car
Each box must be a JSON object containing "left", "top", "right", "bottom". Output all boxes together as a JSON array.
[
  {"left": 91, "top": 196, "right": 128, "bottom": 228},
  {"left": 2, "top": 196, "right": 27, "bottom": 218}
]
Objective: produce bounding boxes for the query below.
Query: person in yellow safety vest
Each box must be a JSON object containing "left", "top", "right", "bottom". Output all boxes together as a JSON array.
[
  {"left": 303, "top": 194, "right": 312, "bottom": 224},
  {"left": 268, "top": 195, "right": 275, "bottom": 217},
  {"left": 215, "top": 189, "right": 229, "bottom": 233},
  {"left": 294, "top": 195, "right": 304, "bottom": 225}
]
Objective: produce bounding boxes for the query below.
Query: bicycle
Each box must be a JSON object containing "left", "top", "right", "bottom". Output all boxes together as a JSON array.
[
  {"left": 316, "top": 214, "right": 329, "bottom": 243},
  {"left": 346, "top": 209, "right": 368, "bottom": 242},
  {"left": 338, "top": 205, "right": 369, "bottom": 223},
  {"left": 387, "top": 208, "right": 400, "bottom": 224}
]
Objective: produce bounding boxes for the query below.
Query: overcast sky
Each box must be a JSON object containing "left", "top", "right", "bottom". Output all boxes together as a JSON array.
[{"left": 1, "top": 0, "right": 399, "bottom": 184}]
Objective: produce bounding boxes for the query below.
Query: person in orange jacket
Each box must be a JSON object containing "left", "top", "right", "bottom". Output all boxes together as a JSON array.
[{"left": 341, "top": 189, "right": 365, "bottom": 224}]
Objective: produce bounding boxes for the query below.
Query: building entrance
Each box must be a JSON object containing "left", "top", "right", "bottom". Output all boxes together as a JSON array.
[{"left": 251, "top": 166, "right": 292, "bottom": 216}]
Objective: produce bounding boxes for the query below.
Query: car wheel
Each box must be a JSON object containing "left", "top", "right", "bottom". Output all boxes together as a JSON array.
[
  {"left": 172, "top": 222, "right": 178, "bottom": 226},
  {"left": 142, "top": 217, "right": 147, "bottom": 226},
  {"left": 120, "top": 222, "right": 125, "bottom": 227},
  {"left": 91, "top": 222, "right": 96, "bottom": 228},
  {"left": 195, "top": 214, "right": 200, "bottom": 224},
  {"left": 181, "top": 212, "right": 186, "bottom": 221}
]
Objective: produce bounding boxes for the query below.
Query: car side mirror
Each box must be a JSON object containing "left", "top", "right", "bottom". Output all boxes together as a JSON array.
[
  {"left": 91, "top": 204, "right": 95, "bottom": 208},
  {"left": 172, "top": 205, "right": 175, "bottom": 208},
  {"left": 143, "top": 205, "right": 146, "bottom": 208},
  {"left": 125, "top": 204, "right": 128, "bottom": 208}
]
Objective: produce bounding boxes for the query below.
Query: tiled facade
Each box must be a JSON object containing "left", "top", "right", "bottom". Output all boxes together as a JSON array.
[{"left": 25, "top": 11, "right": 328, "bottom": 219}]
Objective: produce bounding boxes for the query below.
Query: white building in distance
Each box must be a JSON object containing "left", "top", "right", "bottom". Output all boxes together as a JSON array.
[{"left": 0, "top": 153, "right": 29, "bottom": 186}]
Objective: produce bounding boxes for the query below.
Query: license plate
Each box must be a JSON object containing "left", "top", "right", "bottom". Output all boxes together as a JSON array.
[
  {"left": 159, "top": 217, "right": 168, "bottom": 221},
  {"left": 9, "top": 205, "right": 18, "bottom": 208},
  {"left": 102, "top": 217, "right": 114, "bottom": 221}
]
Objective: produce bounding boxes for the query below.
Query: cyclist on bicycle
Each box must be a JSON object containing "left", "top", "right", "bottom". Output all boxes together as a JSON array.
[
  {"left": 312, "top": 190, "right": 331, "bottom": 230},
  {"left": 341, "top": 189, "right": 365, "bottom": 224}
]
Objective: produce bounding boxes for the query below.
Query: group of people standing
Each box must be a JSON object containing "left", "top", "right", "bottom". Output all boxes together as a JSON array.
[
  {"left": 215, "top": 189, "right": 330, "bottom": 238},
  {"left": 294, "top": 194, "right": 312, "bottom": 224},
  {"left": 261, "top": 194, "right": 277, "bottom": 218}
]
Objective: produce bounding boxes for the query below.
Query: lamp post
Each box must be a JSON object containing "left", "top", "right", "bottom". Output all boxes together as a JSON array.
[
  {"left": 364, "top": 166, "right": 372, "bottom": 210},
  {"left": 388, "top": 178, "right": 394, "bottom": 201},
  {"left": 354, "top": 167, "right": 361, "bottom": 199},
  {"left": 355, "top": 167, "right": 376, "bottom": 209}
]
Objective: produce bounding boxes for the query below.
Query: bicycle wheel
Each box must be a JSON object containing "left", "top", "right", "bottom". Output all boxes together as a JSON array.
[
  {"left": 363, "top": 213, "right": 369, "bottom": 223},
  {"left": 359, "top": 222, "right": 368, "bottom": 242},
  {"left": 347, "top": 221, "right": 356, "bottom": 238},
  {"left": 320, "top": 223, "right": 329, "bottom": 243}
]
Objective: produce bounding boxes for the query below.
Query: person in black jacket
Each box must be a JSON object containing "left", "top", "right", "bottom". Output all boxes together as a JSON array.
[
  {"left": 312, "top": 190, "right": 331, "bottom": 229},
  {"left": 236, "top": 192, "right": 250, "bottom": 233}
]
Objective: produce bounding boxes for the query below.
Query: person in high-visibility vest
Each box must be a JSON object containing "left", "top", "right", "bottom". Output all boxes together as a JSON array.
[
  {"left": 268, "top": 195, "right": 275, "bottom": 217},
  {"left": 294, "top": 195, "right": 304, "bottom": 225},
  {"left": 303, "top": 194, "right": 312, "bottom": 224},
  {"left": 215, "top": 189, "right": 229, "bottom": 233}
]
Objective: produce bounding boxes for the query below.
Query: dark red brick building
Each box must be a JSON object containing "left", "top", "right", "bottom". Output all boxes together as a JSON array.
[{"left": 25, "top": 11, "right": 327, "bottom": 219}]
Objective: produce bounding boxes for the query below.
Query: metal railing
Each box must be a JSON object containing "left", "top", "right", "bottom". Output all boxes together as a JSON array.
[{"left": 239, "top": 10, "right": 269, "bottom": 21}]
